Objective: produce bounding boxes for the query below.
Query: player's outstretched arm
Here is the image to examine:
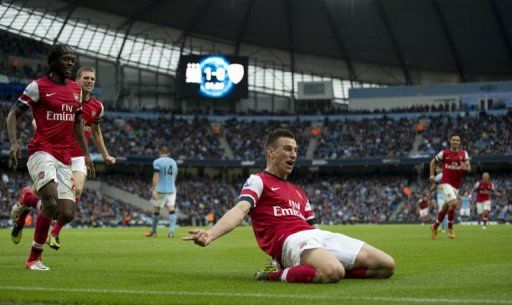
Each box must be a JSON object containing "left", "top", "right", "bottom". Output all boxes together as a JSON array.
[
  {"left": 429, "top": 158, "right": 437, "bottom": 182},
  {"left": 91, "top": 123, "right": 116, "bottom": 165},
  {"left": 182, "top": 200, "right": 251, "bottom": 247},
  {"left": 6, "top": 102, "right": 28, "bottom": 169}
]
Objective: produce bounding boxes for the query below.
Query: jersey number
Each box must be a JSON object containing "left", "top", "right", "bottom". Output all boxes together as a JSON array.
[{"left": 166, "top": 165, "right": 173, "bottom": 176}]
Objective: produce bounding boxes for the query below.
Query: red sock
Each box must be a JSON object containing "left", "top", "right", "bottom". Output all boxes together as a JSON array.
[
  {"left": 28, "top": 213, "right": 52, "bottom": 262},
  {"left": 22, "top": 189, "right": 40, "bottom": 208},
  {"left": 16, "top": 210, "right": 30, "bottom": 228},
  {"left": 433, "top": 210, "right": 446, "bottom": 230},
  {"left": 51, "top": 221, "right": 64, "bottom": 237},
  {"left": 447, "top": 209, "right": 455, "bottom": 230},
  {"left": 345, "top": 268, "right": 368, "bottom": 278},
  {"left": 483, "top": 214, "right": 489, "bottom": 226},
  {"left": 268, "top": 265, "right": 316, "bottom": 283}
]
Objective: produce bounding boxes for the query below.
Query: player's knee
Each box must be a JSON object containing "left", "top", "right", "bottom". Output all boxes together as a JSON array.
[
  {"left": 74, "top": 187, "right": 83, "bottom": 199},
  {"left": 318, "top": 264, "right": 344, "bottom": 283},
  {"left": 39, "top": 190, "right": 58, "bottom": 216},
  {"left": 380, "top": 256, "right": 395, "bottom": 278},
  {"left": 59, "top": 208, "right": 76, "bottom": 224}
]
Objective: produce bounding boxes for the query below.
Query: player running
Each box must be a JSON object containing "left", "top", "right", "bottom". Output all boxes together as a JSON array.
[
  {"left": 10, "top": 66, "right": 116, "bottom": 250},
  {"left": 429, "top": 134, "right": 471, "bottom": 240},
  {"left": 6, "top": 44, "right": 94, "bottom": 270},
  {"left": 471, "top": 172, "right": 500, "bottom": 230},
  {"left": 184, "top": 128, "right": 394, "bottom": 283}
]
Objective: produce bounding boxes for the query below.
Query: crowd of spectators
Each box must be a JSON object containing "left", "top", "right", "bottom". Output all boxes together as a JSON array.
[
  {"left": 2, "top": 168, "right": 511, "bottom": 228},
  {"left": 419, "top": 110, "right": 512, "bottom": 156},
  {"left": 0, "top": 31, "right": 48, "bottom": 81},
  {"left": 0, "top": 170, "right": 152, "bottom": 228},
  {"left": 95, "top": 116, "right": 225, "bottom": 159},
  {"left": 223, "top": 118, "right": 310, "bottom": 160},
  {"left": 97, "top": 172, "right": 512, "bottom": 225},
  {"left": 315, "top": 116, "right": 416, "bottom": 159},
  {"left": 2, "top": 103, "right": 512, "bottom": 160}
]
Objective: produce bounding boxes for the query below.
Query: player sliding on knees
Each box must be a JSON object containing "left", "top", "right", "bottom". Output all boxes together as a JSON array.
[{"left": 183, "top": 128, "right": 394, "bottom": 283}]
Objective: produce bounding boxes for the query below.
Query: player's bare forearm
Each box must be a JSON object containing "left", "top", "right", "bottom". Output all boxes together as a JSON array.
[
  {"left": 207, "top": 201, "right": 251, "bottom": 242},
  {"left": 429, "top": 158, "right": 437, "bottom": 180},
  {"left": 6, "top": 103, "right": 25, "bottom": 144},
  {"left": 91, "top": 124, "right": 110, "bottom": 159},
  {"left": 463, "top": 162, "right": 471, "bottom": 173},
  {"left": 6, "top": 103, "right": 26, "bottom": 168}
]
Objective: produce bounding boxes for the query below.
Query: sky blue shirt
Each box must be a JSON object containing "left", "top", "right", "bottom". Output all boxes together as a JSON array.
[
  {"left": 153, "top": 156, "right": 178, "bottom": 193},
  {"left": 460, "top": 196, "right": 471, "bottom": 209}
]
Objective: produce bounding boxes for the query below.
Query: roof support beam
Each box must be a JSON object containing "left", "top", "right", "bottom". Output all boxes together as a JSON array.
[
  {"left": 235, "top": 0, "right": 253, "bottom": 56},
  {"left": 285, "top": 0, "right": 296, "bottom": 105},
  {"left": 489, "top": 0, "right": 512, "bottom": 71},
  {"left": 321, "top": 0, "right": 357, "bottom": 84},
  {"left": 116, "top": 0, "right": 163, "bottom": 62},
  {"left": 431, "top": 0, "right": 464, "bottom": 82},
  {"left": 178, "top": 0, "right": 216, "bottom": 53},
  {"left": 116, "top": 0, "right": 163, "bottom": 30},
  {"left": 53, "top": 2, "right": 79, "bottom": 43},
  {"left": 375, "top": 0, "right": 412, "bottom": 85}
]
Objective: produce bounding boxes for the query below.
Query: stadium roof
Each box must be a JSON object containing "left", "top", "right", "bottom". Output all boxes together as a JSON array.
[{"left": 56, "top": 0, "right": 512, "bottom": 83}]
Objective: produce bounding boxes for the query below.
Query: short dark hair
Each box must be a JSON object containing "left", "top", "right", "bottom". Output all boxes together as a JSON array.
[
  {"left": 160, "top": 146, "right": 170, "bottom": 154},
  {"left": 449, "top": 134, "right": 460, "bottom": 140},
  {"left": 47, "top": 44, "right": 76, "bottom": 71},
  {"left": 265, "top": 128, "right": 295, "bottom": 149},
  {"left": 76, "top": 66, "right": 95, "bottom": 79}
]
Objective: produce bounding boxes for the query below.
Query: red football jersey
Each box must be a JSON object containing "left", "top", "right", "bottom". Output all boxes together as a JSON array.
[
  {"left": 69, "top": 96, "right": 104, "bottom": 157},
  {"left": 474, "top": 181, "right": 494, "bottom": 202},
  {"left": 239, "top": 171, "right": 315, "bottom": 263},
  {"left": 418, "top": 198, "right": 429, "bottom": 209},
  {"left": 18, "top": 77, "right": 82, "bottom": 165},
  {"left": 435, "top": 149, "right": 469, "bottom": 189}
]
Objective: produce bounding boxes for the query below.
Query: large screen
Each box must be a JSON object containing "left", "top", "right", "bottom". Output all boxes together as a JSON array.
[{"left": 177, "top": 55, "right": 249, "bottom": 99}]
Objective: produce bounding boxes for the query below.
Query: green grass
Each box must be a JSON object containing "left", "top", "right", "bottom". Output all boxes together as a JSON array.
[{"left": 1, "top": 224, "right": 512, "bottom": 305}]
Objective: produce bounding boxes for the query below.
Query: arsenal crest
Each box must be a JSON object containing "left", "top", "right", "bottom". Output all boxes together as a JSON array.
[{"left": 73, "top": 93, "right": 80, "bottom": 102}]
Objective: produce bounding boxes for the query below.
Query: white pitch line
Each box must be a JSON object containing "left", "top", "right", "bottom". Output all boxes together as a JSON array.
[{"left": 1, "top": 286, "right": 511, "bottom": 305}]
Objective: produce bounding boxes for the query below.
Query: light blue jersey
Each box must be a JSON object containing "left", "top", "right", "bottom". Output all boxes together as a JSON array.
[
  {"left": 153, "top": 156, "right": 178, "bottom": 193},
  {"left": 460, "top": 196, "right": 471, "bottom": 209},
  {"left": 436, "top": 187, "right": 444, "bottom": 205}
]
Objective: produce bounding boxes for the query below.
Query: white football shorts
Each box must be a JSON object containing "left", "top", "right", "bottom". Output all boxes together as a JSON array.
[
  {"left": 71, "top": 156, "right": 87, "bottom": 175},
  {"left": 27, "top": 151, "right": 75, "bottom": 202},
  {"left": 281, "top": 229, "right": 365, "bottom": 270},
  {"left": 438, "top": 183, "right": 459, "bottom": 206},
  {"left": 476, "top": 201, "right": 491, "bottom": 214}
]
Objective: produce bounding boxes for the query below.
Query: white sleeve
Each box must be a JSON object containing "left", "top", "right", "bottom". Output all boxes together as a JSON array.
[
  {"left": 99, "top": 102, "right": 105, "bottom": 118},
  {"left": 464, "top": 151, "right": 469, "bottom": 161},
  {"left": 239, "top": 174, "right": 263, "bottom": 206},
  {"left": 474, "top": 182, "right": 480, "bottom": 189},
  {"left": 18, "top": 81, "right": 39, "bottom": 105}
]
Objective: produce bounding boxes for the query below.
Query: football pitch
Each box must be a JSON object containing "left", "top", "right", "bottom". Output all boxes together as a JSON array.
[{"left": 1, "top": 224, "right": 511, "bottom": 305}]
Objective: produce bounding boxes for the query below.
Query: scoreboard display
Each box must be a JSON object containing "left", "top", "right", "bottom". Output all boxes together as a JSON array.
[{"left": 177, "top": 55, "right": 249, "bottom": 99}]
